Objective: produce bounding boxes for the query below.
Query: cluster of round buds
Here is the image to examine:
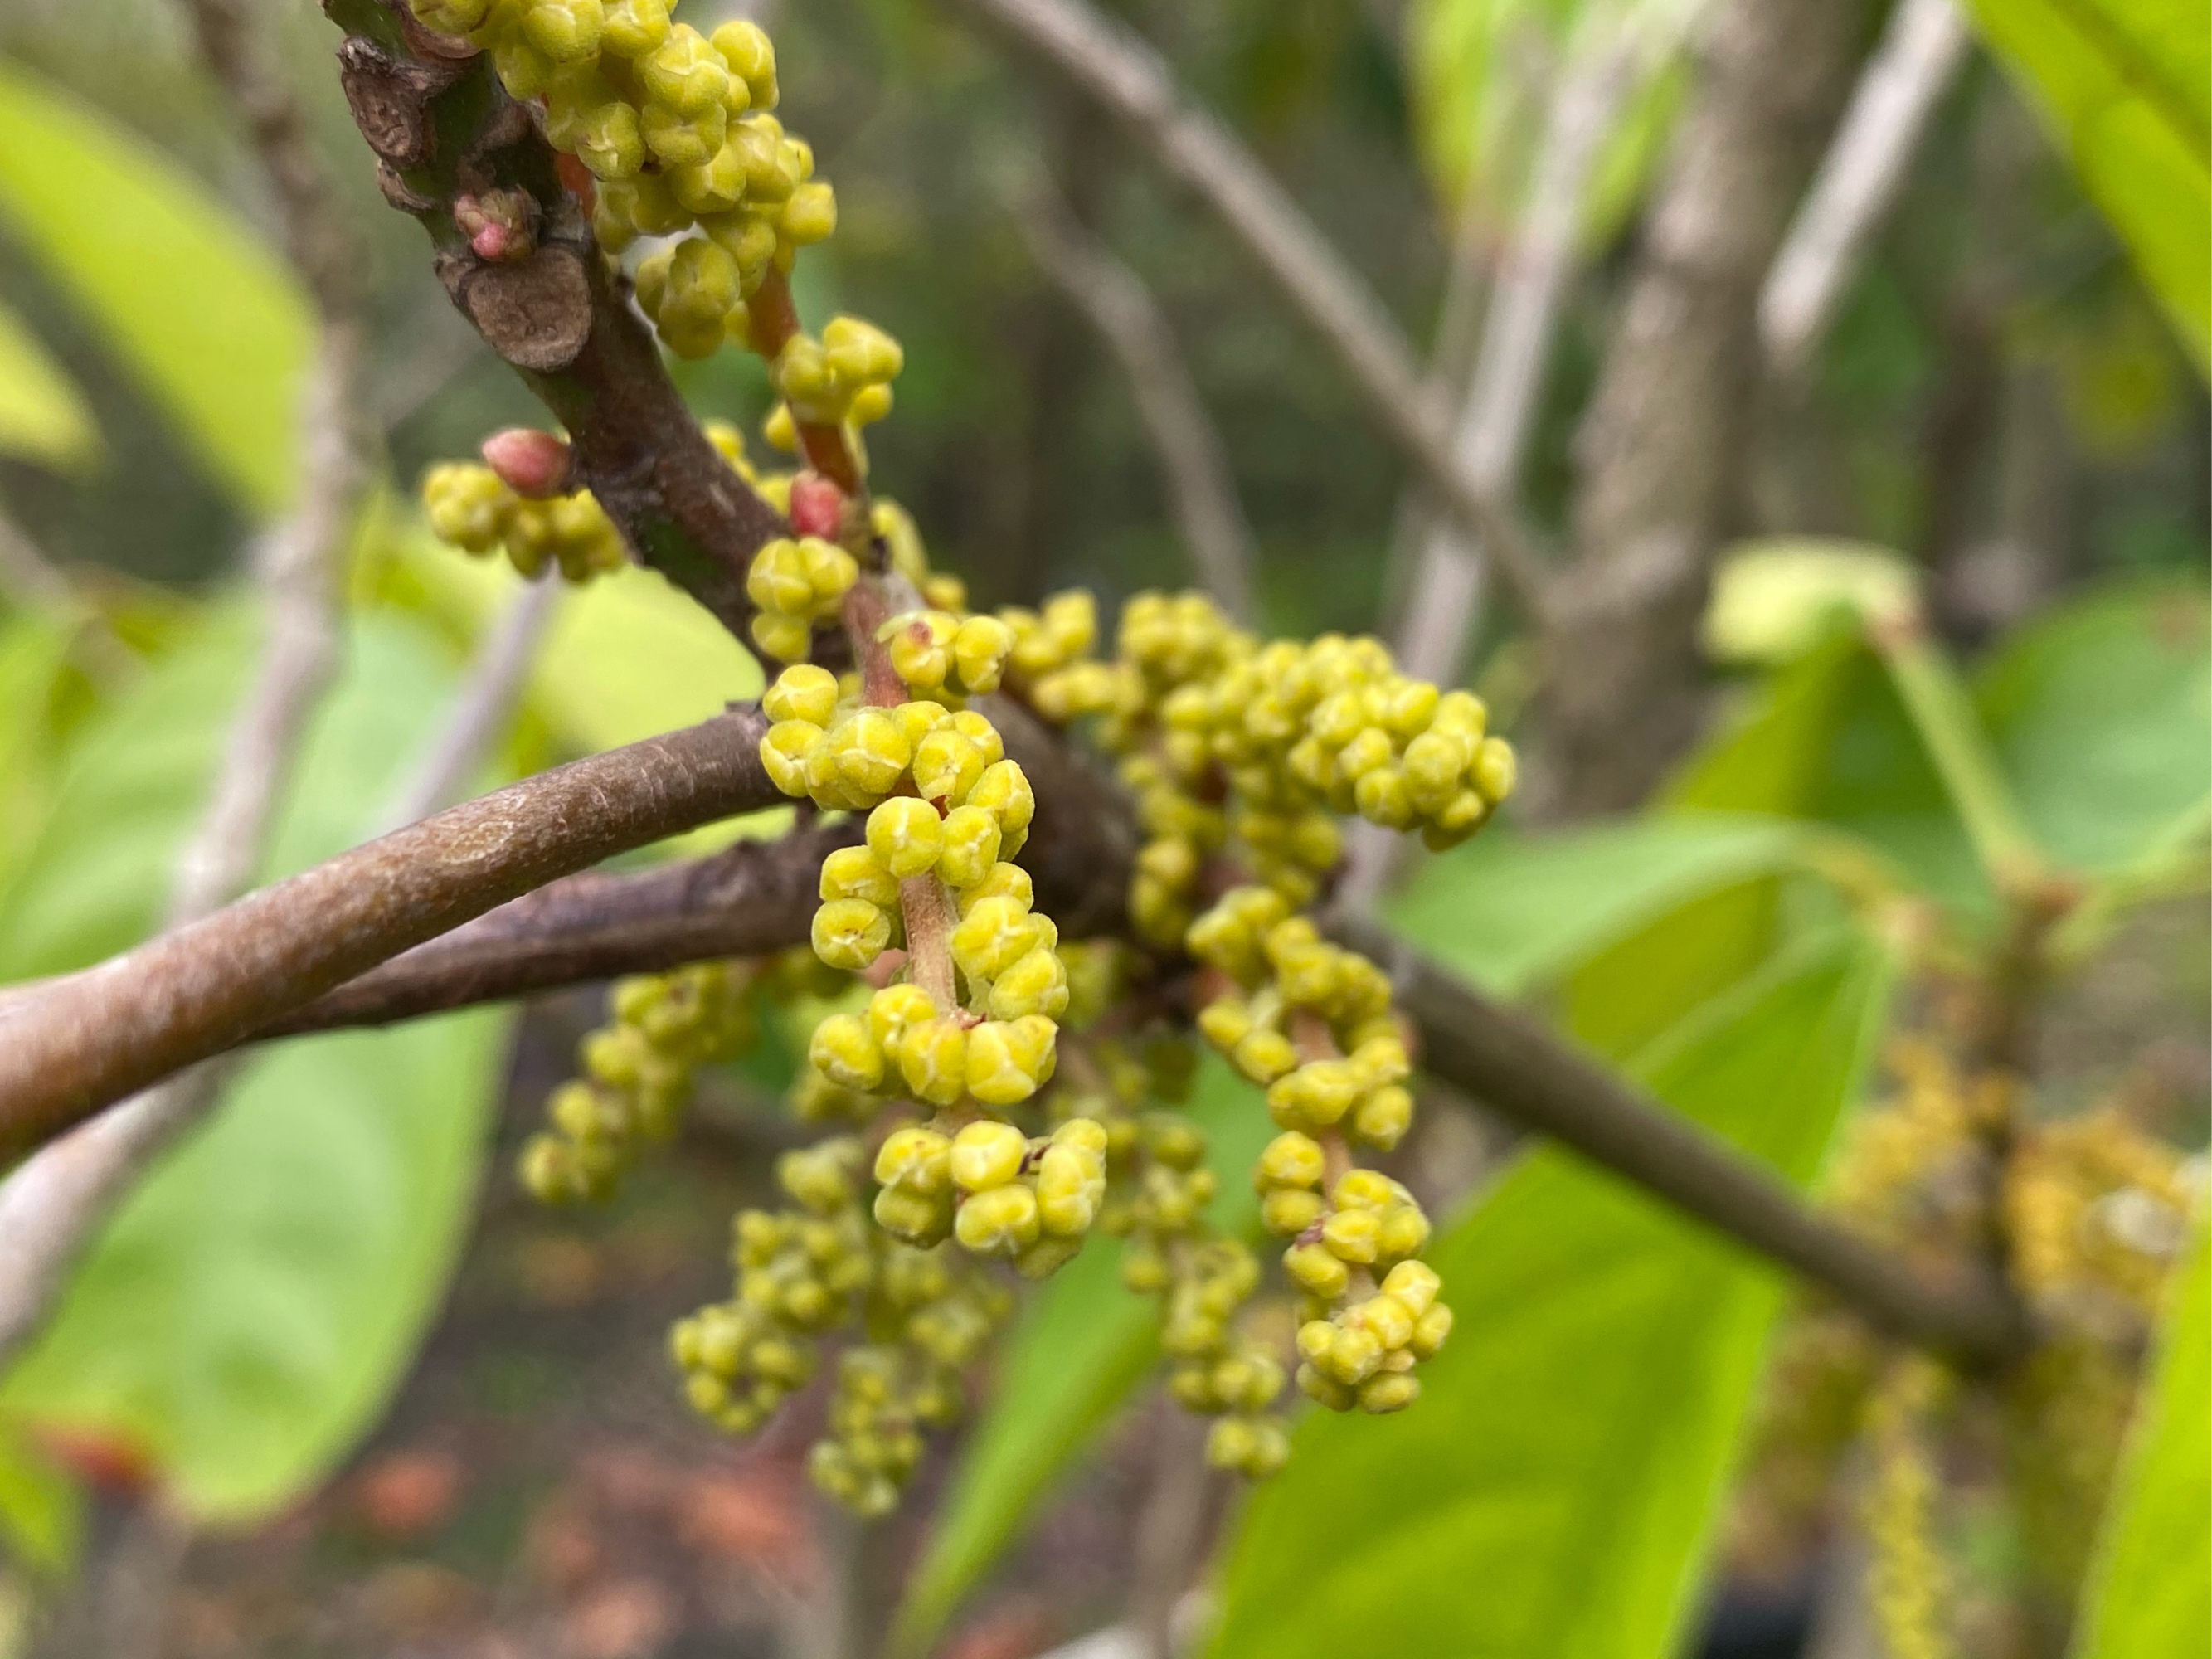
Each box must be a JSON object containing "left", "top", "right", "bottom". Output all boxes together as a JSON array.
[
  {"left": 421, "top": 461, "right": 625, "bottom": 582},
  {"left": 1290, "top": 1238, "right": 1449, "bottom": 1417},
  {"left": 771, "top": 316, "right": 903, "bottom": 433},
  {"left": 406, "top": 0, "right": 839, "bottom": 353},
  {"left": 990, "top": 592, "right": 1106, "bottom": 718},
  {"left": 758, "top": 664, "right": 1037, "bottom": 833},
  {"left": 1107, "top": 1112, "right": 1291, "bottom": 1477},
  {"left": 673, "top": 1137, "right": 1014, "bottom": 1513},
  {"left": 871, "top": 1117, "right": 1108, "bottom": 1277},
  {"left": 744, "top": 538, "right": 858, "bottom": 661},
  {"left": 670, "top": 1137, "right": 869, "bottom": 1433},
  {"left": 1000, "top": 588, "right": 1515, "bottom": 941},
  {"left": 520, "top": 959, "right": 759, "bottom": 1202},
  {"left": 877, "top": 609, "right": 1018, "bottom": 698},
  {"left": 809, "top": 1247, "right": 1011, "bottom": 1515},
  {"left": 1189, "top": 888, "right": 1414, "bottom": 1153}
]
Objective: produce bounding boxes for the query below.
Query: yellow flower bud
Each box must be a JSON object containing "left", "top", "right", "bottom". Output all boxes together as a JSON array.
[
  {"left": 955, "top": 1182, "right": 1040, "bottom": 1255},
  {"left": 948, "top": 1121, "right": 1028, "bottom": 1192},
  {"left": 811, "top": 898, "right": 890, "bottom": 971},
  {"left": 866, "top": 796, "right": 944, "bottom": 879}
]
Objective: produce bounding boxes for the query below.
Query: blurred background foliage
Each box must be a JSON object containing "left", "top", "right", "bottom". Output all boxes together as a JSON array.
[{"left": 0, "top": 0, "right": 2202, "bottom": 1656}]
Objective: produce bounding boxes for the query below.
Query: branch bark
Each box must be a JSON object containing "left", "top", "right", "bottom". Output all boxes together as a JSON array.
[
  {"left": 1011, "top": 179, "right": 1256, "bottom": 621},
  {"left": 0, "top": 707, "right": 779, "bottom": 1160},
  {"left": 260, "top": 819, "right": 857, "bottom": 1036},
  {"left": 1534, "top": 0, "right": 1874, "bottom": 817},
  {"left": 941, "top": 0, "right": 1555, "bottom": 622}
]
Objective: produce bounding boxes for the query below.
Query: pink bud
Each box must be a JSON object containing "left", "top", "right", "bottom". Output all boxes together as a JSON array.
[
  {"left": 787, "top": 472, "right": 845, "bottom": 540},
  {"left": 481, "top": 428, "right": 573, "bottom": 498}
]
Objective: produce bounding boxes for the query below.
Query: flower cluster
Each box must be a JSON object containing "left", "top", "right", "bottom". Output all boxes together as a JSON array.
[
  {"left": 520, "top": 957, "right": 764, "bottom": 1202},
  {"left": 421, "top": 460, "right": 626, "bottom": 582},
  {"left": 670, "top": 1135, "right": 1013, "bottom": 1515}
]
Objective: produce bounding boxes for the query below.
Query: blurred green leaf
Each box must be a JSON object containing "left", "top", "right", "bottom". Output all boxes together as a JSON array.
[
  {"left": 1976, "top": 579, "right": 2210, "bottom": 872},
  {"left": 2069, "top": 1219, "right": 2210, "bottom": 1659},
  {"left": 0, "top": 1418, "right": 80, "bottom": 1575},
  {"left": 0, "top": 297, "right": 99, "bottom": 473},
  {"left": 1670, "top": 631, "right": 1983, "bottom": 910},
  {"left": 1960, "top": 0, "right": 2210, "bottom": 371},
  {"left": 0, "top": 611, "right": 514, "bottom": 1523},
  {"left": 0, "top": 605, "right": 255, "bottom": 975},
  {"left": 1207, "top": 933, "right": 1892, "bottom": 1659},
  {"left": 1404, "top": 0, "right": 1691, "bottom": 244},
  {"left": 0, "top": 61, "right": 311, "bottom": 514},
  {"left": 891, "top": 1055, "right": 1279, "bottom": 1655},
  {"left": 1669, "top": 579, "right": 2212, "bottom": 917},
  {"left": 1385, "top": 815, "right": 1807, "bottom": 996}
]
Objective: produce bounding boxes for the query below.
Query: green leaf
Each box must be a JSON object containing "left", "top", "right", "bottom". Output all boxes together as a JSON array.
[
  {"left": 1975, "top": 579, "right": 2210, "bottom": 873},
  {"left": 1206, "top": 935, "right": 1894, "bottom": 1659},
  {"left": 890, "top": 1055, "right": 1281, "bottom": 1655},
  {"left": 0, "top": 605, "right": 257, "bottom": 976},
  {"left": 2069, "top": 1219, "right": 2211, "bottom": 1659},
  {"left": 1960, "top": 0, "right": 2211, "bottom": 371},
  {"left": 1384, "top": 815, "right": 1808, "bottom": 997},
  {"left": 1670, "top": 632, "right": 1984, "bottom": 911},
  {"left": 0, "top": 61, "right": 312, "bottom": 514},
  {"left": 0, "top": 611, "right": 514, "bottom": 1523},
  {"left": 0, "top": 297, "right": 99, "bottom": 473}
]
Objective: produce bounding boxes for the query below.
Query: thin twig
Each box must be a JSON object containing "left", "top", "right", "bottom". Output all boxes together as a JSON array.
[
  {"left": 1760, "top": 0, "right": 1971, "bottom": 377},
  {"left": 942, "top": 0, "right": 1555, "bottom": 621},
  {"left": 1011, "top": 178, "right": 1256, "bottom": 620},
  {"left": 377, "top": 574, "right": 560, "bottom": 831},
  {"left": 1339, "top": 19, "right": 1668, "bottom": 910},
  {"left": 0, "top": 0, "right": 368, "bottom": 1373},
  {"left": 0, "top": 706, "right": 780, "bottom": 1160}
]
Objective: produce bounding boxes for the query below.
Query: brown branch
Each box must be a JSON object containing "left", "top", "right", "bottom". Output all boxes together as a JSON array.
[
  {"left": 94, "top": 817, "right": 2029, "bottom": 1367},
  {"left": 320, "top": 0, "right": 784, "bottom": 638},
  {"left": 261, "top": 819, "right": 857, "bottom": 1035},
  {"left": 0, "top": 707, "right": 779, "bottom": 1160},
  {"left": 1330, "top": 913, "right": 2032, "bottom": 1370},
  {"left": 941, "top": 0, "right": 1555, "bottom": 623}
]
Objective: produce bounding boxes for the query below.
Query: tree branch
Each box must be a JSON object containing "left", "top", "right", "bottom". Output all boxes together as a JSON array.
[
  {"left": 260, "top": 819, "right": 857, "bottom": 1036},
  {"left": 320, "top": 0, "right": 785, "bottom": 639},
  {"left": 1330, "top": 913, "right": 2032, "bottom": 1370},
  {"left": 1760, "top": 0, "right": 1972, "bottom": 377},
  {"left": 941, "top": 0, "right": 1555, "bottom": 622},
  {"left": 0, "top": 706, "right": 778, "bottom": 1160},
  {"left": 1010, "top": 178, "right": 1256, "bottom": 621},
  {"left": 65, "top": 810, "right": 2031, "bottom": 1369}
]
